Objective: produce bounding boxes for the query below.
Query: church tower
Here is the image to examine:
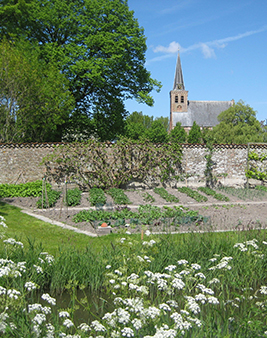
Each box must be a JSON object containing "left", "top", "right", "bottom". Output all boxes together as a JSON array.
[{"left": 170, "top": 51, "right": 188, "bottom": 130}]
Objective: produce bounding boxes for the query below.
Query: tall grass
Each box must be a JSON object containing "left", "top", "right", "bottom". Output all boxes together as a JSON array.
[{"left": 1, "top": 201, "right": 267, "bottom": 336}]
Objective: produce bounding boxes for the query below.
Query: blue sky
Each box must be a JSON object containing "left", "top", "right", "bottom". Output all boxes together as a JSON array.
[{"left": 126, "top": 0, "right": 267, "bottom": 123}]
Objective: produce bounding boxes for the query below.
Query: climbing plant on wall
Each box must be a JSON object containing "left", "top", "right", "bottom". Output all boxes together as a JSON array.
[
  {"left": 42, "top": 138, "right": 183, "bottom": 190},
  {"left": 246, "top": 146, "right": 267, "bottom": 182}
]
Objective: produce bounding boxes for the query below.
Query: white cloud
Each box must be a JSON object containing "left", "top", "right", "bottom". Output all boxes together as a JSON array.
[
  {"left": 152, "top": 25, "right": 267, "bottom": 59},
  {"left": 153, "top": 41, "right": 181, "bottom": 53},
  {"left": 200, "top": 43, "right": 216, "bottom": 59}
]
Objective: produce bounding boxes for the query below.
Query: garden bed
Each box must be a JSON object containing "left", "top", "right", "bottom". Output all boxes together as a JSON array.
[{"left": 2, "top": 186, "right": 267, "bottom": 235}]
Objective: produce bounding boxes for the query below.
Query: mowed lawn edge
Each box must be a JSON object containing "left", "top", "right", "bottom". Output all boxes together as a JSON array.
[{"left": 0, "top": 201, "right": 120, "bottom": 255}]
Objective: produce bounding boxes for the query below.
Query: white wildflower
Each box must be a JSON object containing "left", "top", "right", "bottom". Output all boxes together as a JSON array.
[
  {"left": 59, "top": 311, "right": 70, "bottom": 318},
  {"left": 91, "top": 320, "right": 106, "bottom": 332},
  {"left": 172, "top": 278, "right": 185, "bottom": 290},
  {"left": 260, "top": 286, "right": 267, "bottom": 294},
  {"left": 143, "top": 306, "right": 160, "bottom": 319},
  {"left": 166, "top": 300, "right": 179, "bottom": 308},
  {"left": 121, "top": 327, "right": 134, "bottom": 337},
  {"left": 208, "top": 278, "right": 220, "bottom": 284},
  {"left": 25, "top": 281, "right": 37, "bottom": 291},
  {"left": 127, "top": 273, "right": 139, "bottom": 280},
  {"left": 191, "top": 263, "right": 201, "bottom": 270},
  {"left": 63, "top": 319, "right": 74, "bottom": 328},
  {"left": 114, "top": 270, "right": 122, "bottom": 276},
  {"left": 3, "top": 238, "right": 24, "bottom": 247},
  {"left": 33, "top": 265, "right": 43, "bottom": 274},
  {"left": 185, "top": 296, "right": 200, "bottom": 314},
  {"left": 78, "top": 323, "right": 90, "bottom": 332},
  {"left": 195, "top": 272, "right": 206, "bottom": 279},
  {"left": 7, "top": 289, "right": 21, "bottom": 299},
  {"left": 145, "top": 230, "right": 151, "bottom": 236},
  {"left": 207, "top": 296, "right": 219, "bottom": 304},
  {"left": 177, "top": 259, "right": 188, "bottom": 265},
  {"left": 132, "top": 318, "right": 142, "bottom": 330},
  {"left": 41, "top": 293, "right": 56, "bottom": 306},
  {"left": 117, "top": 308, "right": 130, "bottom": 324},
  {"left": 32, "top": 313, "right": 46, "bottom": 325},
  {"left": 0, "top": 286, "right": 6, "bottom": 295},
  {"left": 159, "top": 303, "right": 171, "bottom": 311},
  {"left": 195, "top": 293, "right": 206, "bottom": 304},
  {"left": 165, "top": 265, "right": 176, "bottom": 272}
]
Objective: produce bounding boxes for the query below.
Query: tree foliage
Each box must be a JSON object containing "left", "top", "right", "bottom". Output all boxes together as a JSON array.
[
  {"left": 188, "top": 121, "right": 202, "bottom": 144},
  {"left": 0, "top": 0, "right": 161, "bottom": 141},
  {"left": 124, "top": 111, "right": 169, "bottom": 143},
  {"left": 170, "top": 122, "right": 187, "bottom": 143},
  {"left": 0, "top": 39, "right": 74, "bottom": 142},
  {"left": 210, "top": 101, "right": 264, "bottom": 144},
  {"left": 145, "top": 119, "right": 169, "bottom": 143}
]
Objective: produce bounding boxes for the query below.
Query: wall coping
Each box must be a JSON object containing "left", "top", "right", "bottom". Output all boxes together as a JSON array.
[{"left": 0, "top": 142, "right": 267, "bottom": 149}]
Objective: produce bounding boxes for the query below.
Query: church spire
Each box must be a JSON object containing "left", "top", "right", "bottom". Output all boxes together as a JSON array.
[{"left": 173, "top": 50, "right": 185, "bottom": 90}]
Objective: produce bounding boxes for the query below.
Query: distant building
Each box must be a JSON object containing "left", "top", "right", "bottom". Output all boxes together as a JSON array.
[{"left": 169, "top": 51, "right": 234, "bottom": 132}]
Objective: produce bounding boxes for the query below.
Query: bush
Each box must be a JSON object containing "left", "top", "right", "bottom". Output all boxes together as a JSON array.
[
  {"left": 0, "top": 180, "right": 51, "bottom": 198},
  {"left": 36, "top": 189, "right": 61, "bottom": 208},
  {"left": 89, "top": 188, "right": 107, "bottom": 206},
  {"left": 65, "top": 188, "right": 82, "bottom": 206},
  {"left": 107, "top": 188, "right": 131, "bottom": 205}
]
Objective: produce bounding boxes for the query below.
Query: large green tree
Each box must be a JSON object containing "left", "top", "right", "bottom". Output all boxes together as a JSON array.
[
  {"left": 0, "top": 0, "right": 161, "bottom": 141},
  {"left": 211, "top": 101, "right": 264, "bottom": 144},
  {"left": 170, "top": 122, "right": 187, "bottom": 143},
  {"left": 124, "top": 111, "right": 153, "bottom": 140},
  {"left": 0, "top": 39, "right": 74, "bottom": 142},
  {"left": 124, "top": 111, "right": 169, "bottom": 142},
  {"left": 188, "top": 121, "right": 202, "bottom": 144},
  {"left": 145, "top": 119, "right": 169, "bottom": 143}
]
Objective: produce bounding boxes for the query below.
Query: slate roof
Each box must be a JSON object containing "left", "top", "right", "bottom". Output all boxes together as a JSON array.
[{"left": 172, "top": 100, "right": 234, "bottom": 128}]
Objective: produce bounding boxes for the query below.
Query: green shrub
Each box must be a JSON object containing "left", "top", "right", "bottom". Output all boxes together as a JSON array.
[
  {"left": 36, "top": 189, "right": 61, "bottom": 208},
  {"left": 89, "top": 188, "right": 107, "bottom": 206},
  {"left": 107, "top": 188, "right": 131, "bottom": 205},
  {"left": 0, "top": 180, "right": 51, "bottom": 198},
  {"left": 65, "top": 188, "right": 82, "bottom": 206},
  {"left": 154, "top": 187, "right": 179, "bottom": 203}
]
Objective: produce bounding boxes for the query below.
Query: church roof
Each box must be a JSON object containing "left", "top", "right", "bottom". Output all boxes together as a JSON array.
[
  {"left": 172, "top": 100, "right": 234, "bottom": 128},
  {"left": 173, "top": 51, "right": 184, "bottom": 90}
]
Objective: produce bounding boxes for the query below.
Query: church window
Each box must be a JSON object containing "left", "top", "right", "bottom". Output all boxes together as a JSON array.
[
  {"left": 175, "top": 95, "right": 178, "bottom": 103},
  {"left": 181, "top": 96, "right": 184, "bottom": 103}
]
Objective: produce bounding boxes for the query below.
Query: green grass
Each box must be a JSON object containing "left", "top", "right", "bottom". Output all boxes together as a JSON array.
[
  {"left": 2, "top": 198, "right": 267, "bottom": 336},
  {"left": 0, "top": 201, "right": 118, "bottom": 255}
]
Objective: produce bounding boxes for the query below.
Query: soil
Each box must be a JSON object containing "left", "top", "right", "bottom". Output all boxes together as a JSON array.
[{"left": 2, "top": 187, "right": 267, "bottom": 236}]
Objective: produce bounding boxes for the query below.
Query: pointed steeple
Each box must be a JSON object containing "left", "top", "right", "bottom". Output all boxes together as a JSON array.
[{"left": 173, "top": 50, "right": 185, "bottom": 90}]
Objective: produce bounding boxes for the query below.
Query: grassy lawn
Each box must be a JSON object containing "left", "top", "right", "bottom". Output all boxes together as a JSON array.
[{"left": 0, "top": 201, "right": 120, "bottom": 255}]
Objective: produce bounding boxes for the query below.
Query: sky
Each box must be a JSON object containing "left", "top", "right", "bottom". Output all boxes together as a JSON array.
[{"left": 125, "top": 0, "right": 267, "bottom": 123}]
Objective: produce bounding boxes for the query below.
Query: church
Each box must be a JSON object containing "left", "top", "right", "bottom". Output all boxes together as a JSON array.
[{"left": 169, "top": 52, "right": 234, "bottom": 131}]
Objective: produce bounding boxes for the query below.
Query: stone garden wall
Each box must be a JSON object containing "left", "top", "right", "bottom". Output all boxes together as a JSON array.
[{"left": 1, "top": 142, "right": 267, "bottom": 188}]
